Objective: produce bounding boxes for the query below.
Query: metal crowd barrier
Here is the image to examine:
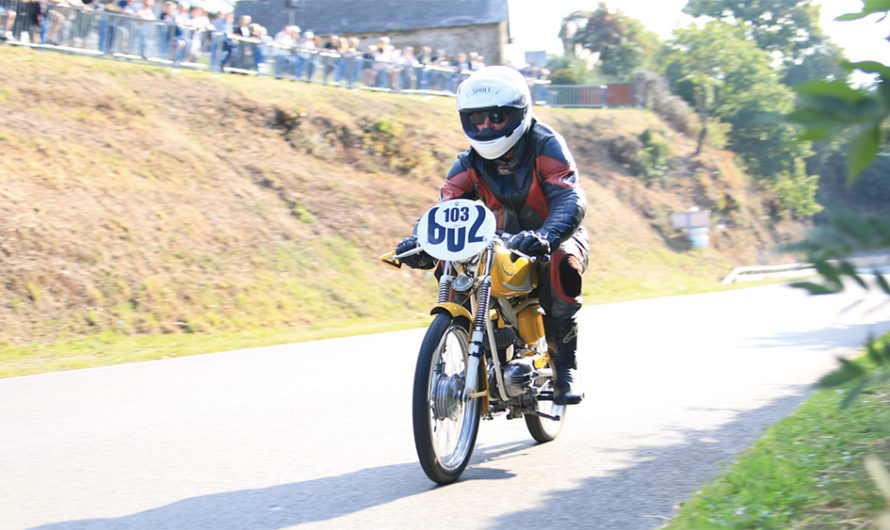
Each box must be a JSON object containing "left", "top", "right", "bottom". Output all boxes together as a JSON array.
[
  {"left": 545, "top": 85, "right": 609, "bottom": 108},
  {"left": 0, "top": 1, "right": 556, "bottom": 100}
]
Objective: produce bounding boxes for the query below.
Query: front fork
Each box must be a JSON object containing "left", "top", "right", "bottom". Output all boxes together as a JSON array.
[{"left": 434, "top": 253, "right": 509, "bottom": 403}]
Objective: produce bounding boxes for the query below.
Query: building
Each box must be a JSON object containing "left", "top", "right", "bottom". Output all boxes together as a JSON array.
[{"left": 235, "top": 0, "right": 509, "bottom": 64}]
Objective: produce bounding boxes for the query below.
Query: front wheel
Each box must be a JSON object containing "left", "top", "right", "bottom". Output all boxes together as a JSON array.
[{"left": 412, "top": 313, "right": 481, "bottom": 485}]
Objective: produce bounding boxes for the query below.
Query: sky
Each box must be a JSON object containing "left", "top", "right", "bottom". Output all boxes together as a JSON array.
[{"left": 506, "top": 0, "right": 890, "bottom": 67}]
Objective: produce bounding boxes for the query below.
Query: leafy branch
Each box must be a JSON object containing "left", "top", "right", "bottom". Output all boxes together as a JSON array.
[{"left": 818, "top": 336, "right": 890, "bottom": 408}]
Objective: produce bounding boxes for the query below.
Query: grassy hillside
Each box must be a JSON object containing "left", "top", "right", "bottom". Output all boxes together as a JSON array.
[{"left": 0, "top": 47, "right": 801, "bottom": 373}]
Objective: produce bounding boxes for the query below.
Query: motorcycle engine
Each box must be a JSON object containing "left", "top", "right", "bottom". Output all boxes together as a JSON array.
[{"left": 502, "top": 356, "right": 536, "bottom": 397}]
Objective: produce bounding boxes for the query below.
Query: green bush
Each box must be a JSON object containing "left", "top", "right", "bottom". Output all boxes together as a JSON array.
[{"left": 632, "top": 128, "right": 671, "bottom": 186}]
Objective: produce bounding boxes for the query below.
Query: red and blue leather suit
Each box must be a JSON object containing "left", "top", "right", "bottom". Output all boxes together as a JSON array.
[{"left": 440, "top": 117, "right": 589, "bottom": 321}]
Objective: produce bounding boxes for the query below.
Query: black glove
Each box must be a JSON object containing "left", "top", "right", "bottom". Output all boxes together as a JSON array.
[
  {"left": 506, "top": 230, "right": 551, "bottom": 257},
  {"left": 396, "top": 234, "right": 437, "bottom": 269}
]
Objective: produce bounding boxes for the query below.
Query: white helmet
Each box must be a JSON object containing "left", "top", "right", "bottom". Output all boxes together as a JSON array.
[{"left": 456, "top": 65, "right": 532, "bottom": 160}]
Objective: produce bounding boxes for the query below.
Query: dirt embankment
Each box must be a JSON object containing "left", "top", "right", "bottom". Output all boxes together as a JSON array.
[{"left": 0, "top": 48, "right": 800, "bottom": 345}]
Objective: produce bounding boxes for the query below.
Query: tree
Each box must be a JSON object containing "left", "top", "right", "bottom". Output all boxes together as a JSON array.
[
  {"left": 782, "top": 41, "right": 849, "bottom": 86},
  {"left": 659, "top": 20, "right": 821, "bottom": 217},
  {"left": 560, "top": 3, "right": 659, "bottom": 79},
  {"left": 683, "top": 0, "right": 829, "bottom": 70}
]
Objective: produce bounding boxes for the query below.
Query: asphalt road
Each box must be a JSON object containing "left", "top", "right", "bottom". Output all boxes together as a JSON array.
[{"left": 2, "top": 283, "right": 890, "bottom": 529}]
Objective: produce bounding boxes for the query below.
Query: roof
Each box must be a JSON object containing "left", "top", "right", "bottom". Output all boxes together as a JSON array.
[{"left": 235, "top": 0, "right": 509, "bottom": 35}]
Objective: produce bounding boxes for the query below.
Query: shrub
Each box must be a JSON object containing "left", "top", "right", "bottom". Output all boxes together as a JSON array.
[{"left": 633, "top": 70, "right": 700, "bottom": 137}]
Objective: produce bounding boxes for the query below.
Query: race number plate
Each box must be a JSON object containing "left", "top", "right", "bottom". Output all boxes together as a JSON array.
[{"left": 416, "top": 199, "right": 497, "bottom": 261}]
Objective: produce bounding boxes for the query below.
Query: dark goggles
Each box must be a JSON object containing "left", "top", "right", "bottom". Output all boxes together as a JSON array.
[{"left": 467, "top": 109, "right": 511, "bottom": 126}]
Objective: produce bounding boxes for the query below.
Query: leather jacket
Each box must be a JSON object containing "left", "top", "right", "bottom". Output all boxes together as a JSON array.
[{"left": 440, "top": 118, "right": 586, "bottom": 247}]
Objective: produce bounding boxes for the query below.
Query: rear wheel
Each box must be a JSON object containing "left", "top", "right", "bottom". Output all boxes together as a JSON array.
[
  {"left": 412, "top": 313, "right": 481, "bottom": 485},
  {"left": 525, "top": 372, "right": 565, "bottom": 443}
]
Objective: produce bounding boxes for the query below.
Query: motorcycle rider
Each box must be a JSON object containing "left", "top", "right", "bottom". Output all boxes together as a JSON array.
[{"left": 397, "top": 65, "right": 588, "bottom": 405}]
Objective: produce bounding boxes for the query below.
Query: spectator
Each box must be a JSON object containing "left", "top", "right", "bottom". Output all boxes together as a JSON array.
[
  {"left": 0, "top": 1, "right": 17, "bottom": 42},
  {"left": 19, "top": 0, "right": 49, "bottom": 44},
  {"left": 360, "top": 43, "right": 377, "bottom": 86},
  {"left": 452, "top": 52, "right": 470, "bottom": 72},
  {"left": 209, "top": 11, "right": 233, "bottom": 70},
  {"left": 133, "top": 0, "right": 156, "bottom": 58},
  {"left": 158, "top": 0, "right": 176, "bottom": 59},
  {"left": 430, "top": 48, "right": 451, "bottom": 91},
  {"left": 321, "top": 33, "right": 338, "bottom": 82},
  {"left": 373, "top": 35, "right": 394, "bottom": 87},
  {"left": 415, "top": 45, "right": 434, "bottom": 88},
  {"left": 271, "top": 24, "right": 297, "bottom": 77},
  {"left": 294, "top": 29, "right": 314, "bottom": 79},
  {"left": 172, "top": 1, "right": 191, "bottom": 61},
  {"left": 341, "top": 36, "right": 360, "bottom": 86},
  {"left": 250, "top": 22, "right": 269, "bottom": 71},
  {"left": 74, "top": 0, "right": 98, "bottom": 48},
  {"left": 416, "top": 45, "right": 432, "bottom": 65},
  {"left": 46, "top": 0, "right": 82, "bottom": 46},
  {"left": 186, "top": 5, "right": 212, "bottom": 62},
  {"left": 398, "top": 45, "right": 419, "bottom": 90},
  {"left": 219, "top": 13, "right": 251, "bottom": 70},
  {"left": 449, "top": 52, "right": 471, "bottom": 92},
  {"left": 333, "top": 33, "right": 350, "bottom": 84},
  {"left": 469, "top": 51, "right": 484, "bottom": 71}
]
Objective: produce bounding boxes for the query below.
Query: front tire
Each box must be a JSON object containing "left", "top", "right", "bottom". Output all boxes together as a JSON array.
[{"left": 412, "top": 313, "right": 481, "bottom": 485}]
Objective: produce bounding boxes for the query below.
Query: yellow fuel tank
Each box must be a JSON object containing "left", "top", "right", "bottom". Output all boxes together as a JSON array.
[
  {"left": 488, "top": 246, "right": 538, "bottom": 297},
  {"left": 517, "top": 303, "right": 546, "bottom": 345}
]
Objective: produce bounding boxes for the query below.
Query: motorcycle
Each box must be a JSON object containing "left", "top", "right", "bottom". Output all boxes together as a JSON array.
[{"left": 380, "top": 199, "right": 565, "bottom": 485}]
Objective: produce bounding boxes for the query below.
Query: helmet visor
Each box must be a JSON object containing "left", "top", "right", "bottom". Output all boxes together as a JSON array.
[
  {"left": 467, "top": 108, "right": 512, "bottom": 127},
  {"left": 460, "top": 106, "right": 525, "bottom": 142}
]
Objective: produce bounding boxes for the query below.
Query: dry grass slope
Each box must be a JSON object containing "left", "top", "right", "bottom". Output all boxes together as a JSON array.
[{"left": 0, "top": 47, "right": 801, "bottom": 348}]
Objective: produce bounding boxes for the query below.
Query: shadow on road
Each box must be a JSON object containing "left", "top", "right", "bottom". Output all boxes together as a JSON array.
[
  {"left": 490, "top": 388, "right": 814, "bottom": 530},
  {"left": 30, "top": 440, "right": 528, "bottom": 530}
]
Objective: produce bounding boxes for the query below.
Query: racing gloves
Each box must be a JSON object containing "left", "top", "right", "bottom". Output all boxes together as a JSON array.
[
  {"left": 506, "top": 230, "right": 551, "bottom": 257},
  {"left": 396, "top": 234, "right": 437, "bottom": 269}
]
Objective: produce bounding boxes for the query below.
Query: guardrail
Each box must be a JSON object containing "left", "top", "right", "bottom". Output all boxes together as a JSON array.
[
  {"left": 722, "top": 252, "right": 890, "bottom": 285},
  {"left": 721, "top": 263, "right": 816, "bottom": 285}
]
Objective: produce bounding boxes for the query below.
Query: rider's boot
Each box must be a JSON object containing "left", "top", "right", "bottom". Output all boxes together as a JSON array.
[{"left": 544, "top": 315, "right": 584, "bottom": 405}]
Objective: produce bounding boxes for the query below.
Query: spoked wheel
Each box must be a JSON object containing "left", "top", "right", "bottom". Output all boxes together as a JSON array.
[
  {"left": 412, "top": 313, "right": 481, "bottom": 485},
  {"left": 525, "top": 370, "right": 566, "bottom": 443}
]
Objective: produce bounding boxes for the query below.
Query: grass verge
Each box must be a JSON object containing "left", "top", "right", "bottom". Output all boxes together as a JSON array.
[
  {"left": 0, "top": 315, "right": 431, "bottom": 378},
  {"left": 0, "top": 275, "right": 787, "bottom": 378},
  {"left": 666, "top": 338, "right": 890, "bottom": 529}
]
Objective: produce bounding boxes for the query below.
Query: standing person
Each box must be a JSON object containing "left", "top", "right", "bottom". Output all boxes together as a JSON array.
[
  {"left": 293, "top": 29, "right": 314, "bottom": 78},
  {"left": 133, "top": 0, "right": 156, "bottom": 58},
  {"left": 321, "top": 33, "right": 339, "bottom": 82},
  {"left": 157, "top": 0, "right": 176, "bottom": 58},
  {"left": 249, "top": 22, "right": 269, "bottom": 72},
  {"left": 0, "top": 1, "right": 16, "bottom": 41},
  {"left": 209, "top": 11, "right": 233, "bottom": 70},
  {"left": 395, "top": 66, "right": 588, "bottom": 405},
  {"left": 416, "top": 45, "right": 434, "bottom": 88},
  {"left": 219, "top": 13, "right": 250, "bottom": 70},
  {"left": 270, "top": 24, "right": 297, "bottom": 77},
  {"left": 186, "top": 5, "right": 211, "bottom": 62},
  {"left": 172, "top": 1, "right": 191, "bottom": 61}
]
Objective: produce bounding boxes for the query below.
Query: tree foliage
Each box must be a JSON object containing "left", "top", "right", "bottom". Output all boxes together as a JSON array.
[
  {"left": 790, "top": 61, "right": 890, "bottom": 179},
  {"left": 683, "top": 0, "right": 828, "bottom": 67},
  {"left": 785, "top": 4, "right": 890, "bottom": 405},
  {"left": 659, "top": 20, "right": 821, "bottom": 217},
  {"left": 560, "top": 3, "right": 659, "bottom": 79}
]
